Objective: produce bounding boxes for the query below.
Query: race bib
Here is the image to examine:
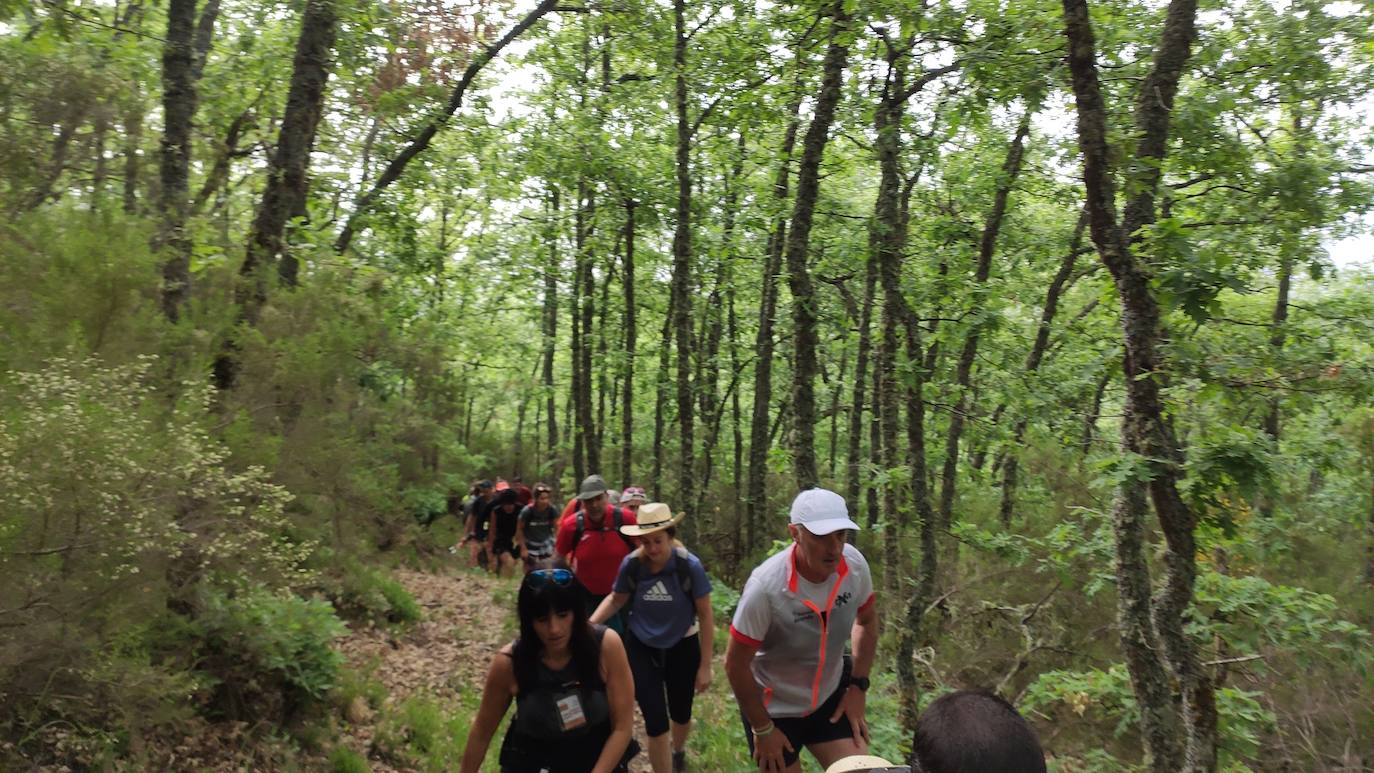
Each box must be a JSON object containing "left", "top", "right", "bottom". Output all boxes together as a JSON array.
[{"left": 555, "top": 691, "right": 587, "bottom": 731}]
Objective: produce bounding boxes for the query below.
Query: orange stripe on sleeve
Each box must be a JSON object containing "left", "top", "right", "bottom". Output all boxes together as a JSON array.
[{"left": 730, "top": 624, "right": 763, "bottom": 648}]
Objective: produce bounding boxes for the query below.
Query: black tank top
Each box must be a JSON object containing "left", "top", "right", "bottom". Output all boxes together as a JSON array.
[{"left": 498, "top": 628, "right": 612, "bottom": 772}]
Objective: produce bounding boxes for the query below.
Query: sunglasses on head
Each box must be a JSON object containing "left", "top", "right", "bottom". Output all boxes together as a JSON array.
[{"left": 524, "top": 568, "right": 574, "bottom": 588}]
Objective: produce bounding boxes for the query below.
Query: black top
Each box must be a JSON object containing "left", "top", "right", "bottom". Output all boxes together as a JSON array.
[
  {"left": 490, "top": 504, "right": 521, "bottom": 551},
  {"left": 498, "top": 628, "right": 613, "bottom": 772},
  {"left": 467, "top": 495, "right": 495, "bottom": 539}
]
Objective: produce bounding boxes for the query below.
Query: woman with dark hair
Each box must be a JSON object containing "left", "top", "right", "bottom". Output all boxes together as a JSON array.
[{"left": 460, "top": 569, "right": 637, "bottom": 773}]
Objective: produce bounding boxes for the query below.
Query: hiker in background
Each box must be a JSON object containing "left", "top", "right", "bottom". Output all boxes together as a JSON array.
[
  {"left": 487, "top": 487, "right": 523, "bottom": 577},
  {"left": 619, "top": 486, "right": 647, "bottom": 516},
  {"left": 555, "top": 474, "right": 638, "bottom": 633},
  {"left": 516, "top": 482, "right": 561, "bottom": 572},
  {"left": 511, "top": 475, "right": 534, "bottom": 507},
  {"left": 591, "top": 503, "right": 714, "bottom": 773},
  {"left": 461, "top": 479, "right": 496, "bottom": 569},
  {"left": 459, "top": 568, "right": 638, "bottom": 773}
]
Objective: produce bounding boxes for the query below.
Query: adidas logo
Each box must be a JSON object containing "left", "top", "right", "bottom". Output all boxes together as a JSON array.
[{"left": 642, "top": 580, "right": 674, "bottom": 602}]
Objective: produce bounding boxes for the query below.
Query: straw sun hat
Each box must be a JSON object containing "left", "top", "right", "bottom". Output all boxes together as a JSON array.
[{"left": 619, "top": 502, "right": 685, "bottom": 537}]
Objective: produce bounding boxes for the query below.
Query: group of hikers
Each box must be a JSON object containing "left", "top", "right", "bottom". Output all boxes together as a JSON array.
[{"left": 454, "top": 474, "right": 1048, "bottom": 773}]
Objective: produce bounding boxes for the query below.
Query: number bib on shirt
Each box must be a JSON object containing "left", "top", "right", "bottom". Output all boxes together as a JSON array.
[{"left": 555, "top": 690, "right": 587, "bottom": 731}]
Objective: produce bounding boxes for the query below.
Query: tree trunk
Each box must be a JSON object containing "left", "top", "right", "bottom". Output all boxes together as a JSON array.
[
  {"left": 728, "top": 283, "right": 744, "bottom": 571},
  {"left": 653, "top": 295, "right": 674, "bottom": 490},
  {"left": 596, "top": 252, "right": 612, "bottom": 464},
  {"left": 156, "top": 0, "right": 204, "bottom": 322},
  {"left": 243, "top": 0, "right": 337, "bottom": 297},
  {"left": 190, "top": 108, "right": 253, "bottom": 218},
  {"left": 580, "top": 185, "right": 600, "bottom": 474},
  {"left": 846, "top": 255, "right": 878, "bottom": 523},
  {"left": 1062, "top": 0, "right": 1215, "bottom": 766},
  {"left": 621, "top": 198, "right": 638, "bottom": 484},
  {"left": 571, "top": 183, "right": 587, "bottom": 482},
  {"left": 999, "top": 209, "right": 1088, "bottom": 524},
  {"left": 214, "top": 0, "right": 335, "bottom": 390},
  {"left": 671, "top": 0, "right": 695, "bottom": 513},
  {"left": 746, "top": 66, "right": 806, "bottom": 555},
  {"left": 785, "top": 0, "right": 851, "bottom": 490},
  {"left": 544, "top": 186, "right": 562, "bottom": 497},
  {"left": 122, "top": 94, "right": 143, "bottom": 214},
  {"left": 937, "top": 110, "right": 1031, "bottom": 530},
  {"left": 1263, "top": 253, "right": 1292, "bottom": 443}
]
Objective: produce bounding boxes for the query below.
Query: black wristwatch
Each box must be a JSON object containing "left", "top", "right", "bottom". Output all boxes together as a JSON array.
[{"left": 850, "top": 675, "right": 870, "bottom": 692}]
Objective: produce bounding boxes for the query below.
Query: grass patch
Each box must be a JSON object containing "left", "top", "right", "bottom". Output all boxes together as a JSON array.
[
  {"left": 373, "top": 688, "right": 510, "bottom": 773},
  {"left": 329, "top": 746, "right": 370, "bottom": 773}
]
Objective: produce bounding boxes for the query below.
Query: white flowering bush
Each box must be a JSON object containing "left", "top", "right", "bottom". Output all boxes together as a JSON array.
[{"left": 0, "top": 356, "right": 318, "bottom": 737}]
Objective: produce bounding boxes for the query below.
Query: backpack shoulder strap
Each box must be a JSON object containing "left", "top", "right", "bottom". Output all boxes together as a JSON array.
[
  {"left": 612, "top": 506, "right": 635, "bottom": 548},
  {"left": 571, "top": 511, "right": 587, "bottom": 557},
  {"left": 622, "top": 547, "right": 644, "bottom": 594},
  {"left": 673, "top": 547, "right": 694, "bottom": 596}
]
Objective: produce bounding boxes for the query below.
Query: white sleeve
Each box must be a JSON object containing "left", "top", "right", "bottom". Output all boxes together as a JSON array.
[{"left": 730, "top": 574, "right": 771, "bottom": 646}]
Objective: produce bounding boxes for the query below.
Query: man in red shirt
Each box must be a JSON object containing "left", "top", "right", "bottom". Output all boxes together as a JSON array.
[{"left": 555, "top": 474, "right": 638, "bottom": 632}]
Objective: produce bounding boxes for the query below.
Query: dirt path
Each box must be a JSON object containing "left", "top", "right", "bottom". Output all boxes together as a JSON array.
[{"left": 334, "top": 567, "right": 656, "bottom": 772}]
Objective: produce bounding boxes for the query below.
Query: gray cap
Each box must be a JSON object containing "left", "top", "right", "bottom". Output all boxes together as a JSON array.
[{"left": 576, "top": 474, "right": 609, "bottom": 500}]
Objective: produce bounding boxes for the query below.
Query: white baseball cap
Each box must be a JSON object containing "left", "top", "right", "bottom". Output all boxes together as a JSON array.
[
  {"left": 825, "top": 755, "right": 906, "bottom": 773},
  {"left": 789, "top": 488, "right": 860, "bottom": 535}
]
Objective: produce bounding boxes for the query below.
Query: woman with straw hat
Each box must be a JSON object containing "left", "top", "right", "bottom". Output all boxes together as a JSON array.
[{"left": 591, "top": 503, "right": 714, "bottom": 773}]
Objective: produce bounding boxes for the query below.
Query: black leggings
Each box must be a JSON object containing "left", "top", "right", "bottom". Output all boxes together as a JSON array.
[{"left": 625, "top": 631, "right": 701, "bottom": 737}]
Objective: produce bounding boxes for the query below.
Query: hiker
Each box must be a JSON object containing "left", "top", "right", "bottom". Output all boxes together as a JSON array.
[
  {"left": 459, "top": 568, "right": 638, "bottom": 773},
  {"left": 516, "top": 482, "right": 560, "bottom": 572},
  {"left": 909, "top": 690, "right": 1047, "bottom": 773},
  {"left": 487, "top": 487, "right": 523, "bottom": 577},
  {"left": 511, "top": 475, "right": 534, "bottom": 507},
  {"left": 461, "top": 479, "right": 496, "bottom": 569},
  {"left": 619, "top": 486, "right": 647, "bottom": 515},
  {"left": 555, "top": 474, "right": 638, "bottom": 633},
  {"left": 590, "top": 503, "right": 714, "bottom": 773},
  {"left": 726, "top": 487, "right": 879, "bottom": 773}
]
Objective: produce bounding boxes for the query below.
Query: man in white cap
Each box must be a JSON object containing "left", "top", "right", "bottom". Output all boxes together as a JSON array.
[{"left": 726, "top": 487, "right": 879, "bottom": 773}]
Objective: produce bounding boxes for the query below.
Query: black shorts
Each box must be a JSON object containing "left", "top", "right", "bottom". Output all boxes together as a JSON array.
[
  {"left": 741, "top": 664, "right": 854, "bottom": 767},
  {"left": 626, "top": 632, "right": 701, "bottom": 736}
]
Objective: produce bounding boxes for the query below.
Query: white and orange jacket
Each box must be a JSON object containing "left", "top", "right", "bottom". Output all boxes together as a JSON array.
[{"left": 730, "top": 543, "right": 876, "bottom": 718}]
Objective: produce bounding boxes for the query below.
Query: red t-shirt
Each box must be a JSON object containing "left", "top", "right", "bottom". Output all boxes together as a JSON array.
[{"left": 554, "top": 502, "right": 638, "bottom": 595}]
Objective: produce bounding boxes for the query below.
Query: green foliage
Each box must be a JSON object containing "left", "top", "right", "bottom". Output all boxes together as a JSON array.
[
  {"left": 330, "top": 745, "right": 371, "bottom": 773},
  {"left": 374, "top": 693, "right": 471, "bottom": 771},
  {"left": 1024, "top": 666, "right": 1278, "bottom": 768},
  {"left": 198, "top": 586, "right": 346, "bottom": 720},
  {"left": 327, "top": 560, "right": 423, "bottom": 626},
  {"left": 333, "top": 661, "right": 389, "bottom": 716}
]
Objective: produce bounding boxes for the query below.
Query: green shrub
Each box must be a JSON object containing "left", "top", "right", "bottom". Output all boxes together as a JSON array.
[
  {"left": 330, "top": 746, "right": 371, "bottom": 773},
  {"left": 374, "top": 693, "right": 468, "bottom": 771},
  {"left": 198, "top": 587, "right": 345, "bottom": 722},
  {"left": 334, "top": 661, "right": 389, "bottom": 715},
  {"left": 327, "top": 560, "right": 423, "bottom": 626}
]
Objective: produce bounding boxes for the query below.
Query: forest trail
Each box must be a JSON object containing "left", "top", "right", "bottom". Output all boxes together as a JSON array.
[{"left": 331, "top": 567, "right": 658, "bottom": 772}]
